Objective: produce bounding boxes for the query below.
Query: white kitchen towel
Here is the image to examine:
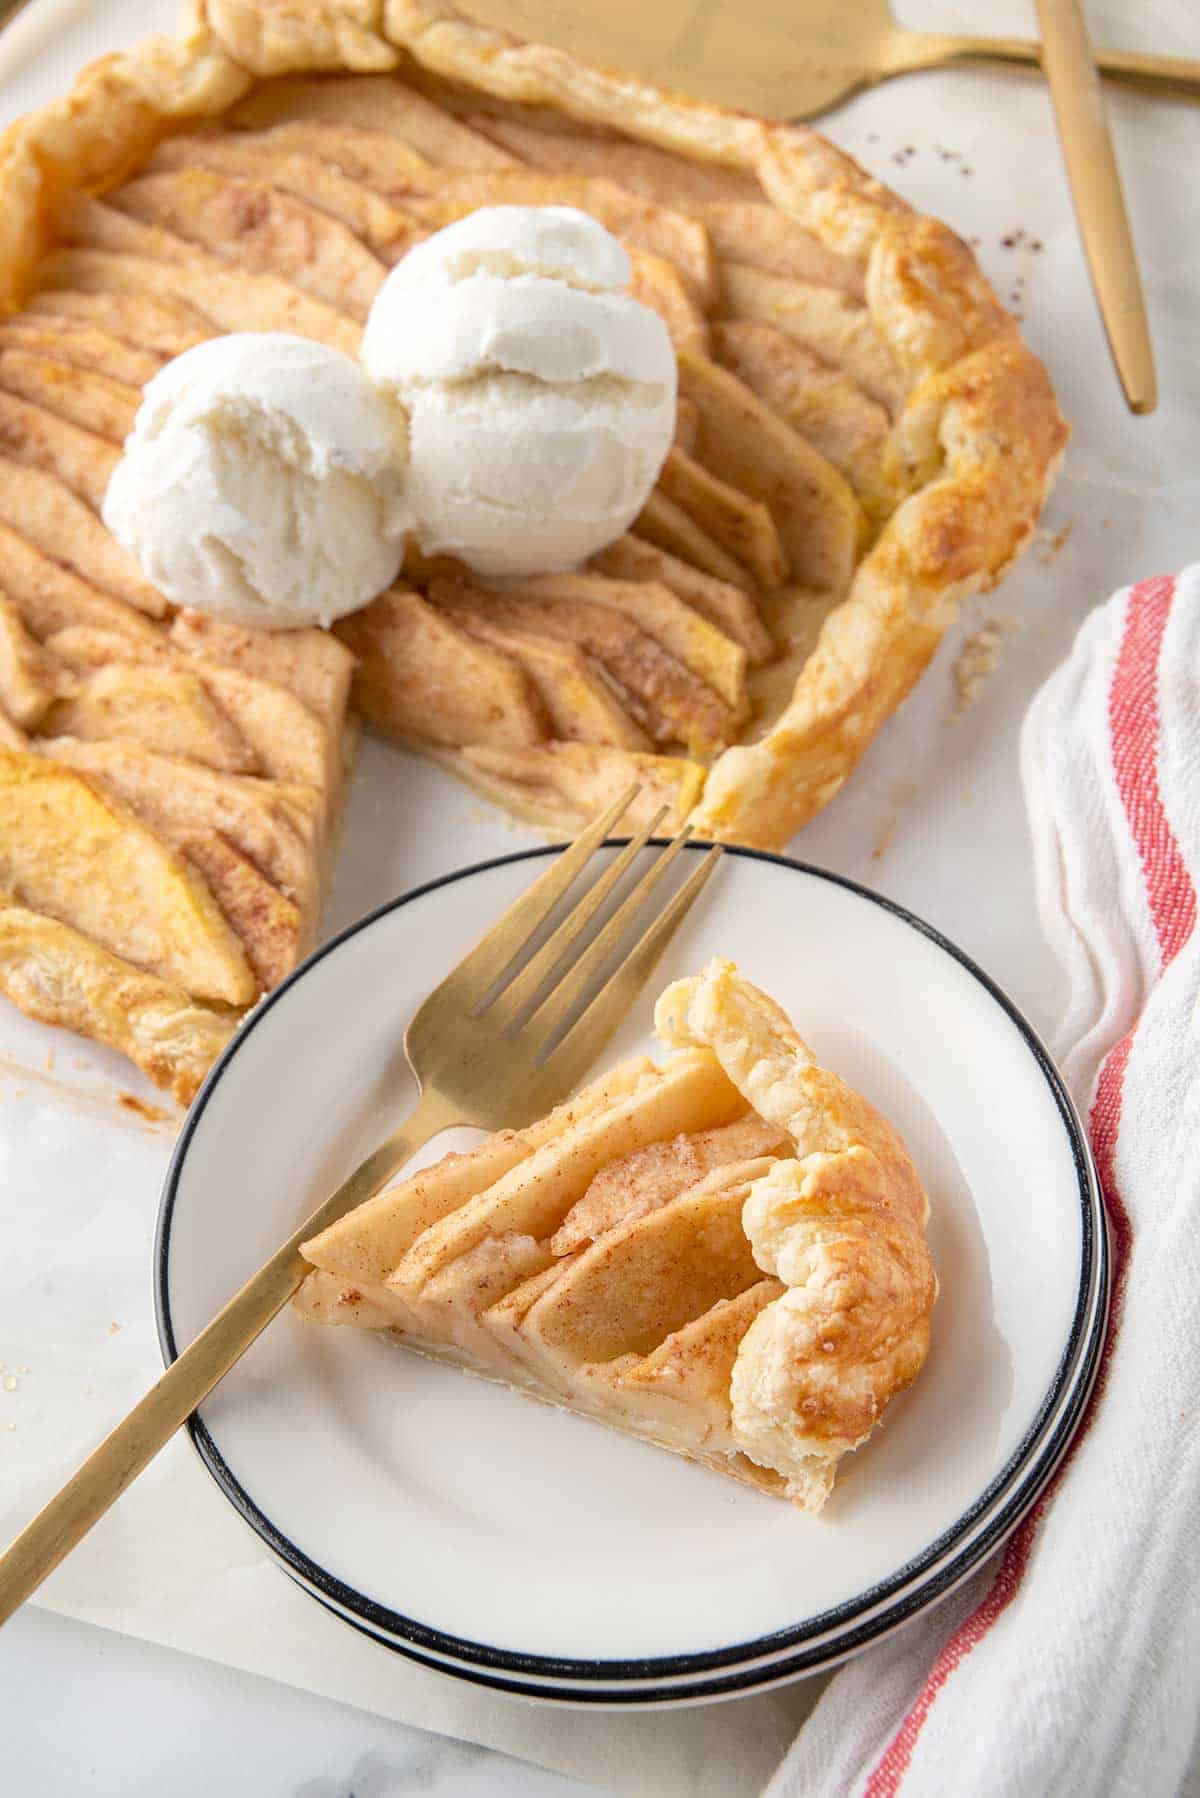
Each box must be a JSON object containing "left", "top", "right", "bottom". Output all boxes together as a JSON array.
[{"left": 765, "top": 569, "right": 1200, "bottom": 1797}]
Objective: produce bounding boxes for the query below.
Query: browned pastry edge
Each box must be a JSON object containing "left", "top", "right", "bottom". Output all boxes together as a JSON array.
[{"left": 0, "top": 0, "right": 1068, "bottom": 852}]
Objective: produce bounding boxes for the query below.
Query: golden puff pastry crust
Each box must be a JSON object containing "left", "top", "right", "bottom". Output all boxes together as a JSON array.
[
  {"left": 656, "top": 960, "right": 937, "bottom": 1507},
  {"left": 0, "top": 0, "right": 1068, "bottom": 854},
  {"left": 297, "top": 960, "right": 936, "bottom": 1511},
  {"left": 0, "top": 892, "right": 236, "bottom": 1104}
]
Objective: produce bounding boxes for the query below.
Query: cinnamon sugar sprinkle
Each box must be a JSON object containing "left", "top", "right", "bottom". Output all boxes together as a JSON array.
[{"left": 117, "top": 1092, "right": 170, "bottom": 1124}]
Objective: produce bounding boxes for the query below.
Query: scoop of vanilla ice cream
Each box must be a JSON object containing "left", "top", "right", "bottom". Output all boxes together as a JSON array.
[
  {"left": 360, "top": 206, "right": 677, "bottom": 577},
  {"left": 103, "top": 333, "right": 411, "bottom": 630}
]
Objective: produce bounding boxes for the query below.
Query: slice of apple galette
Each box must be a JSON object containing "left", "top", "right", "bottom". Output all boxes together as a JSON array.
[{"left": 297, "top": 961, "right": 938, "bottom": 1511}]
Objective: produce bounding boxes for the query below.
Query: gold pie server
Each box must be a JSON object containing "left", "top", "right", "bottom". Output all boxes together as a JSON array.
[{"left": 459, "top": 0, "right": 1200, "bottom": 120}]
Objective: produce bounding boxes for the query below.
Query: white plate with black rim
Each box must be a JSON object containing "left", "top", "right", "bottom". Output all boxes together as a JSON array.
[{"left": 156, "top": 842, "right": 1108, "bottom": 1706}]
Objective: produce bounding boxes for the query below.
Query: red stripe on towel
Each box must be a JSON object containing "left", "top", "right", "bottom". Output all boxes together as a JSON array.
[
  {"left": 864, "top": 574, "right": 1191, "bottom": 1795},
  {"left": 1107, "top": 576, "right": 1195, "bottom": 968}
]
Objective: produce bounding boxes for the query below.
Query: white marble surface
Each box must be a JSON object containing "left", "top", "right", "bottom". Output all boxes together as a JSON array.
[
  {"left": 0, "top": 1608, "right": 601, "bottom": 1797},
  {"left": 0, "top": 0, "right": 1197, "bottom": 1792}
]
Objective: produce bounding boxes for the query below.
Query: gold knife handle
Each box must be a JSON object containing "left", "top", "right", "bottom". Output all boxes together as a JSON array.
[
  {"left": 0, "top": 1084, "right": 459, "bottom": 1626},
  {"left": 0, "top": 0, "right": 36, "bottom": 33},
  {"left": 1091, "top": 45, "right": 1200, "bottom": 97},
  {"left": 889, "top": 32, "right": 1200, "bottom": 102},
  {"left": 1033, "top": 0, "right": 1157, "bottom": 414}
]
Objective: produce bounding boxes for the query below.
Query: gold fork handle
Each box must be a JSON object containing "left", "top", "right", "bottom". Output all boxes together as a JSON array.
[
  {"left": 0, "top": 0, "right": 36, "bottom": 31},
  {"left": 0, "top": 1084, "right": 458, "bottom": 1626},
  {"left": 884, "top": 32, "right": 1200, "bottom": 100}
]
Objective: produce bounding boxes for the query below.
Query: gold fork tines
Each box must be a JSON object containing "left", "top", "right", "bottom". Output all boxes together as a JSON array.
[
  {"left": 425, "top": 782, "right": 642, "bottom": 1013},
  {"left": 405, "top": 801, "right": 721, "bottom": 1125},
  {"left": 519, "top": 824, "right": 698, "bottom": 1050},
  {"left": 481, "top": 801, "right": 671, "bottom": 1031},
  {"left": 548, "top": 844, "right": 723, "bottom": 1088},
  {"left": 0, "top": 786, "right": 724, "bottom": 1625}
]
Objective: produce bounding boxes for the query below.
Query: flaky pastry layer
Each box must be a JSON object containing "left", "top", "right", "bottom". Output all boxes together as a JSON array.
[{"left": 656, "top": 960, "right": 936, "bottom": 1506}]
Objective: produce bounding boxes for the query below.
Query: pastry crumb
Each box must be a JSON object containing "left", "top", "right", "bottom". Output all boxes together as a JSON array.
[
  {"left": 3, "top": 1376, "right": 17, "bottom": 1392},
  {"left": 871, "top": 780, "right": 921, "bottom": 860},
  {"left": 1034, "top": 522, "right": 1073, "bottom": 565},
  {"left": 108, "top": 1321, "right": 122, "bottom": 1335},
  {"left": 950, "top": 616, "right": 1018, "bottom": 720}
]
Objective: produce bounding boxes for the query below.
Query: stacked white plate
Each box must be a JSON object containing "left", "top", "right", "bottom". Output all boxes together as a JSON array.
[{"left": 157, "top": 846, "right": 1107, "bottom": 1705}]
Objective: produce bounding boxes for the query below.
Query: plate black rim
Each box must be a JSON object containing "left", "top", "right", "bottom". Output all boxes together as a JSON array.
[
  {"left": 236, "top": 1258, "right": 1107, "bottom": 1705},
  {"left": 156, "top": 842, "right": 1109, "bottom": 1699}
]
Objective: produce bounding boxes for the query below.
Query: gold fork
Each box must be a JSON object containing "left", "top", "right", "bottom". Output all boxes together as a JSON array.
[{"left": 0, "top": 788, "right": 722, "bottom": 1625}]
